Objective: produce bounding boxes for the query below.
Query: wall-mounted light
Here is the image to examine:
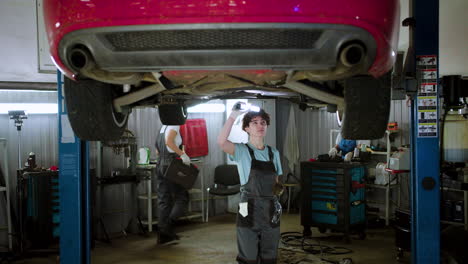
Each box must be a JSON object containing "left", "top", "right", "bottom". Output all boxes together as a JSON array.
[
  {"left": 187, "top": 103, "right": 225, "bottom": 113},
  {"left": 0, "top": 103, "right": 58, "bottom": 114}
]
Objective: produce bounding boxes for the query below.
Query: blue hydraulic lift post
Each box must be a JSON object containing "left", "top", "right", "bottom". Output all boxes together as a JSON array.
[
  {"left": 58, "top": 71, "right": 91, "bottom": 264},
  {"left": 411, "top": 0, "right": 440, "bottom": 263}
]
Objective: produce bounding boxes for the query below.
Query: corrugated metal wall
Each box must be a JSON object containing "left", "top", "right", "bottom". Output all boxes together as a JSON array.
[
  {"left": 0, "top": 90, "right": 57, "bottom": 104},
  {"left": 276, "top": 99, "right": 414, "bottom": 213},
  {"left": 0, "top": 92, "right": 229, "bottom": 240},
  {"left": 0, "top": 91, "right": 59, "bottom": 200},
  {"left": 387, "top": 99, "right": 412, "bottom": 210},
  {"left": 0, "top": 89, "right": 466, "bottom": 241},
  {"left": 96, "top": 102, "right": 227, "bottom": 236},
  {"left": 443, "top": 113, "right": 468, "bottom": 162},
  {"left": 0, "top": 91, "right": 59, "bottom": 179},
  {"left": 0, "top": 90, "right": 59, "bottom": 246},
  {"left": 276, "top": 99, "right": 412, "bottom": 173},
  {"left": 0, "top": 116, "right": 59, "bottom": 244},
  {"left": 276, "top": 99, "right": 341, "bottom": 177},
  {"left": 0, "top": 114, "right": 59, "bottom": 178},
  {"left": 388, "top": 99, "right": 411, "bottom": 147}
]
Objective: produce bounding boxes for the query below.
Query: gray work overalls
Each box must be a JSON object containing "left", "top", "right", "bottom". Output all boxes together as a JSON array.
[
  {"left": 236, "top": 144, "right": 281, "bottom": 264},
  {"left": 155, "top": 126, "right": 189, "bottom": 236}
]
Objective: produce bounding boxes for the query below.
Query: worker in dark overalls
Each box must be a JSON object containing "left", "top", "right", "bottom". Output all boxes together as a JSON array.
[
  {"left": 155, "top": 125, "right": 191, "bottom": 244},
  {"left": 218, "top": 102, "right": 284, "bottom": 264}
]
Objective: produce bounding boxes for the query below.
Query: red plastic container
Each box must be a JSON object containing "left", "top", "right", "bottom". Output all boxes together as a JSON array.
[{"left": 180, "top": 119, "right": 209, "bottom": 158}]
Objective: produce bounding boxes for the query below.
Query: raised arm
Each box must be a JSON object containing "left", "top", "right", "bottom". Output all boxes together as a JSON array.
[{"left": 217, "top": 103, "right": 245, "bottom": 155}]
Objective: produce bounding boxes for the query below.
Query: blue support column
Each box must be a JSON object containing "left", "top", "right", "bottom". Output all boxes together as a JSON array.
[
  {"left": 411, "top": 0, "right": 440, "bottom": 263},
  {"left": 58, "top": 71, "right": 91, "bottom": 264}
]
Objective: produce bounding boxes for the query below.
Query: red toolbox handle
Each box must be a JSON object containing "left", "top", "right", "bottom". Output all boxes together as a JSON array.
[{"left": 352, "top": 181, "right": 365, "bottom": 189}]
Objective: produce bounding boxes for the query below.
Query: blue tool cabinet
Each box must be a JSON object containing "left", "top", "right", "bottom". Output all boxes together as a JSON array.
[{"left": 301, "top": 161, "right": 366, "bottom": 241}]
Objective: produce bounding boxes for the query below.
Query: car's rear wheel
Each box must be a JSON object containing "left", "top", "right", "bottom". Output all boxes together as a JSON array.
[
  {"left": 64, "top": 78, "right": 128, "bottom": 141},
  {"left": 341, "top": 73, "right": 391, "bottom": 139},
  {"left": 158, "top": 102, "right": 188, "bottom": 125}
]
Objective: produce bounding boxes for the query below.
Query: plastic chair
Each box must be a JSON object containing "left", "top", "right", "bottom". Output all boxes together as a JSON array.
[{"left": 206, "top": 164, "right": 240, "bottom": 222}]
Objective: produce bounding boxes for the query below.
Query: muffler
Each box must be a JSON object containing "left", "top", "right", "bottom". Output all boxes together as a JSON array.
[
  {"left": 339, "top": 43, "right": 365, "bottom": 68},
  {"left": 292, "top": 42, "right": 368, "bottom": 81},
  {"left": 67, "top": 46, "right": 144, "bottom": 85},
  {"left": 69, "top": 47, "right": 92, "bottom": 71}
]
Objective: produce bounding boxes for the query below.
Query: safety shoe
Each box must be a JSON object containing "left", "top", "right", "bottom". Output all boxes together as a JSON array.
[{"left": 157, "top": 232, "right": 180, "bottom": 244}]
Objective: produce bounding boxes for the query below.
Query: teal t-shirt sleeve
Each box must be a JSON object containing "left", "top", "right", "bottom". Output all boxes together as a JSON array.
[
  {"left": 229, "top": 143, "right": 243, "bottom": 162},
  {"left": 272, "top": 148, "right": 283, "bottom": 176}
]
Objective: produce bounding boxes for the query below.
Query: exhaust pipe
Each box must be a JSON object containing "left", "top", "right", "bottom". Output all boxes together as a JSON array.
[
  {"left": 69, "top": 47, "right": 92, "bottom": 71},
  {"left": 67, "top": 46, "right": 144, "bottom": 85},
  {"left": 290, "top": 43, "right": 367, "bottom": 81},
  {"left": 339, "top": 43, "right": 365, "bottom": 68}
]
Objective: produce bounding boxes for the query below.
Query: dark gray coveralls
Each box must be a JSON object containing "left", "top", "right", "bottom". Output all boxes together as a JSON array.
[
  {"left": 155, "top": 126, "right": 189, "bottom": 236},
  {"left": 236, "top": 144, "right": 281, "bottom": 264}
]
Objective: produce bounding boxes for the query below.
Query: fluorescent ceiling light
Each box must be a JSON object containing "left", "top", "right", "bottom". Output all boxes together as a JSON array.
[
  {"left": 0, "top": 103, "right": 58, "bottom": 114},
  {"left": 187, "top": 103, "right": 225, "bottom": 113},
  {"left": 0, "top": 90, "right": 56, "bottom": 93}
]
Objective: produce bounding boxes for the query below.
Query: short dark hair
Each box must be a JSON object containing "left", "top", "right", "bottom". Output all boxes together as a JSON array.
[{"left": 242, "top": 109, "right": 270, "bottom": 131}]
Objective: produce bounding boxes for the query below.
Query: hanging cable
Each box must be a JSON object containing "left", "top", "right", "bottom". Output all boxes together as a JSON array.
[{"left": 280, "top": 232, "right": 353, "bottom": 264}]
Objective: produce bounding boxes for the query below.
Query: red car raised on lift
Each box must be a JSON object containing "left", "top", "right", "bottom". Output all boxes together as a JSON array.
[{"left": 43, "top": 0, "right": 400, "bottom": 141}]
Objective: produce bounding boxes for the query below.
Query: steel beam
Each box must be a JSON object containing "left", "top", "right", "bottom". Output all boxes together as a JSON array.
[
  {"left": 0, "top": 81, "right": 56, "bottom": 91},
  {"left": 283, "top": 81, "right": 345, "bottom": 110}
]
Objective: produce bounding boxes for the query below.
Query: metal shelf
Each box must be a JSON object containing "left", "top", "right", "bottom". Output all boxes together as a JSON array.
[
  {"left": 367, "top": 199, "right": 399, "bottom": 206},
  {"left": 441, "top": 220, "right": 465, "bottom": 226},
  {"left": 136, "top": 164, "right": 157, "bottom": 170},
  {"left": 188, "top": 189, "right": 202, "bottom": 194},
  {"left": 441, "top": 187, "right": 467, "bottom": 193},
  {"left": 136, "top": 167, "right": 157, "bottom": 232},
  {"left": 141, "top": 219, "right": 158, "bottom": 225},
  {"left": 441, "top": 179, "right": 468, "bottom": 230},
  {"left": 366, "top": 130, "right": 402, "bottom": 226},
  {"left": 367, "top": 184, "right": 400, "bottom": 189},
  {"left": 138, "top": 193, "right": 157, "bottom": 200},
  {"left": 137, "top": 160, "right": 206, "bottom": 232},
  {"left": 187, "top": 188, "right": 204, "bottom": 220},
  {"left": 367, "top": 200, "right": 385, "bottom": 205}
]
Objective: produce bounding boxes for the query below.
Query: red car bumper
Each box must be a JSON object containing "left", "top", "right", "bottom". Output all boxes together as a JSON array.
[{"left": 43, "top": 0, "right": 399, "bottom": 79}]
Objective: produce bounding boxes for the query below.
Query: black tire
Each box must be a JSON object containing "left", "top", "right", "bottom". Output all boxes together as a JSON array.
[
  {"left": 341, "top": 72, "right": 391, "bottom": 139},
  {"left": 158, "top": 103, "right": 188, "bottom": 125},
  {"left": 326, "top": 104, "right": 338, "bottom": 113},
  {"left": 64, "top": 78, "right": 128, "bottom": 141}
]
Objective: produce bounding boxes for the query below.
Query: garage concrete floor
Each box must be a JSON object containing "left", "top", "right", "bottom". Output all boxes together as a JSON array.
[{"left": 15, "top": 213, "right": 410, "bottom": 264}]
